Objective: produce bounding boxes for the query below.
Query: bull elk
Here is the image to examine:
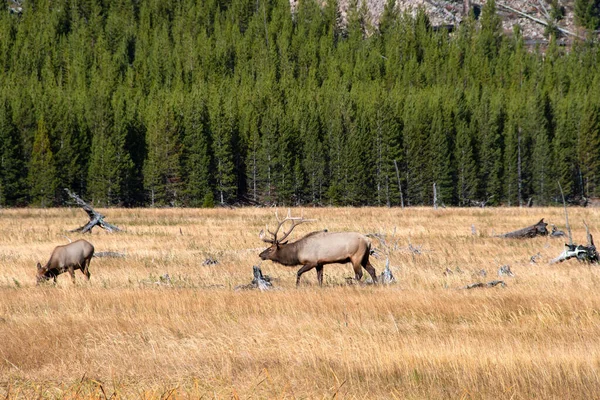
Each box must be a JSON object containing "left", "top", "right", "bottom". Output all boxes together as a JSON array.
[
  {"left": 36, "top": 239, "right": 94, "bottom": 284},
  {"left": 258, "top": 211, "right": 377, "bottom": 286}
]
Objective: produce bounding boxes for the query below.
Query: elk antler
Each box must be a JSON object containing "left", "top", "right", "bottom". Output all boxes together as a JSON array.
[{"left": 259, "top": 209, "right": 315, "bottom": 244}]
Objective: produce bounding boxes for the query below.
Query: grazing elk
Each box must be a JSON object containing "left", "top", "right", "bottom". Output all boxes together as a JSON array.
[
  {"left": 36, "top": 239, "right": 95, "bottom": 284},
  {"left": 258, "top": 211, "right": 377, "bottom": 286}
]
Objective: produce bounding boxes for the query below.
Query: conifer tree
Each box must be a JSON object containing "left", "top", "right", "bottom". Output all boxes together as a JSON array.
[
  {"left": 209, "top": 86, "right": 238, "bottom": 205},
  {"left": 429, "top": 95, "right": 454, "bottom": 205},
  {"left": 0, "top": 98, "right": 26, "bottom": 206},
  {"left": 29, "top": 117, "right": 57, "bottom": 207},
  {"left": 475, "top": 90, "right": 505, "bottom": 205},
  {"left": 181, "top": 88, "right": 213, "bottom": 206},
  {"left": 527, "top": 92, "right": 553, "bottom": 205},
  {"left": 577, "top": 99, "right": 600, "bottom": 198},
  {"left": 143, "top": 93, "right": 182, "bottom": 206}
]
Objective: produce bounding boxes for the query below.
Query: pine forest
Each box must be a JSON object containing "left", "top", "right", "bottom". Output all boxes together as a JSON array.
[{"left": 1, "top": 0, "right": 599, "bottom": 208}]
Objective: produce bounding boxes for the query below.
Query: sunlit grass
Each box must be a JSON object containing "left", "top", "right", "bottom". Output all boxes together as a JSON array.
[{"left": 1, "top": 207, "right": 600, "bottom": 398}]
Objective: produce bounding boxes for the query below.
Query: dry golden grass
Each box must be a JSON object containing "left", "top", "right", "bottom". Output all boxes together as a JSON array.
[{"left": 1, "top": 207, "right": 600, "bottom": 398}]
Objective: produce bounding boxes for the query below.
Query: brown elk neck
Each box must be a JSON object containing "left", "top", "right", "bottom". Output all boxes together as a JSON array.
[{"left": 273, "top": 241, "right": 302, "bottom": 266}]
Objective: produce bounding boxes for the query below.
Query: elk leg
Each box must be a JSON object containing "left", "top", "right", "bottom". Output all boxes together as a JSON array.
[
  {"left": 353, "top": 263, "right": 363, "bottom": 281},
  {"left": 316, "top": 265, "right": 324, "bottom": 286},
  {"left": 68, "top": 267, "right": 76, "bottom": 284},
  {"left": 82, "top": 259, "right": 91, "bottom": 280},
  {"left": 296, "top": 264, "right": 316, "bottom": 286},
  {"left": 364, "top": 261, "right": 378, "bottom": 284}
]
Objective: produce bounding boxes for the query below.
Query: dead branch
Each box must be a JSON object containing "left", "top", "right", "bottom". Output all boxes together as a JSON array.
[
  {"left": 65, "top": 189, "right": 122, "bottom": 233},
  {"left": 558, "top": 181, "right": 573, "bottom": 245}
]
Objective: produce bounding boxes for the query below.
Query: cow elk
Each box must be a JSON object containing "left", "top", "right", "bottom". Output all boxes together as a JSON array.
[
  {"left": 258, "top": 211, "right": 377, "bottom": 286},
  {"left": 36, "top": 239, "right": 95, "bottom": 284}
]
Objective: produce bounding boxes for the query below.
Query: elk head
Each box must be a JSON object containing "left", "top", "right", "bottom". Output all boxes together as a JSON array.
[
  {"left": 36, "top": 262, "right": 52, "bottom": 284},
  {"left": 259, "top": 210, "right": 314, "bottom": 261}
]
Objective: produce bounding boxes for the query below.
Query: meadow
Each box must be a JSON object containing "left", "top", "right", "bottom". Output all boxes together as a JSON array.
[{"left": 1, "top": 207, "right": 600, "bottom": 399}]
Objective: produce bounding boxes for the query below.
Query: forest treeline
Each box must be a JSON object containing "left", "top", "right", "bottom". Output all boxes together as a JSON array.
[{"left": 0, "top": 0, "right": 599, "bottom": 207}]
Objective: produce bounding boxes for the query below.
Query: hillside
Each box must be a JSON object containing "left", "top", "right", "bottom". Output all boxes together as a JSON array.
[{"left": 324, "top": 0, "right": 583, "bottom": 44}]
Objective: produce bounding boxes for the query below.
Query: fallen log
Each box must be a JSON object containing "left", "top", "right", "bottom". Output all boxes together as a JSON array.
[
  {"left": 461, "top": 280, "right": 506, "bottom": 289},
  {"left": 65, "top": 188, "right": 122, "bottom": 233},
  {"left": 498, "top": 218, "right": 548, "bottom": 238}
]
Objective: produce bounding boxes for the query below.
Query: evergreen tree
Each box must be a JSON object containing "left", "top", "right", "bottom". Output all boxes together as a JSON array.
[
  {"left": 527, "top": 92, "right": 553, "bottom": 205},
  {"left": 575, "top": 0, "right": 600, "bottom": 29},
  {"left": 209, "top": 86, "right": 238, "bottom": 205},
  {"left": 475, "top": 90, "right": 504, "bottom": 205},
  {"left": 577, "top": 99, "right": 600, "bottom": 198},
  {"left": 29, "top": 117, "right": 57, "bottom": 207},
  {"left": 0, "top": 98, "right": 26, "bottom": 206},
  {"left": 143, "top": 93, "right": 182, "bottom": 206},
  {"left": 181, "top": 88, "right": 213, "bottom": 206},
  {"left": 429, "top": 94, "right": 454, "bottom": 205}
]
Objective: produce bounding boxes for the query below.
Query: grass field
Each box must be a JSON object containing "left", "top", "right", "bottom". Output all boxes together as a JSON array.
[{"left": 1, "top": 206, "right": 600, "bottom": 398}]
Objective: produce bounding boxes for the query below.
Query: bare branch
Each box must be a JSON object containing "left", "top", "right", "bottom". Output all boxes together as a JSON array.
[{"left": 557, "top": 181, "right": 573, "bottom": 246}]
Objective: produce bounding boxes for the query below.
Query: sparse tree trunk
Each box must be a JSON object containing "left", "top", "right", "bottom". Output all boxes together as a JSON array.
[
  {"left": 394, "top": 160, "right": 404, "bottom": 208},
  {"left": 518, "top": 127, "right": 523, "bottom": 207}
]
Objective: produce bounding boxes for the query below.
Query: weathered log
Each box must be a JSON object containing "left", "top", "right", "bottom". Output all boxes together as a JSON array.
[
  {"left": 65, "top": 189, "right": 121, "bottom": 233},
  {"left": 94, "top": 251, "right": 125, "bottom": 258},
  {"left": 461, "top": 280, "right": 506, "bottom": 290},
  {"left": 498, "top": 218, "right": 548, "bottom": 238}
]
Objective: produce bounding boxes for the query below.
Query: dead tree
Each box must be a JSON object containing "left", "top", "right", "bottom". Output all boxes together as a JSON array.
[
  {"left": 498, "top": 218, "right": 548, "bottom": 238},
  {"left": 65, "top": 189, "right": 121, "bottom": 233},
  {"left": 550, "top": 221, "right": 599, "bottom": 264},
  {"left": 550, "top": 182, "right": 599, "bottom": 264}
]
